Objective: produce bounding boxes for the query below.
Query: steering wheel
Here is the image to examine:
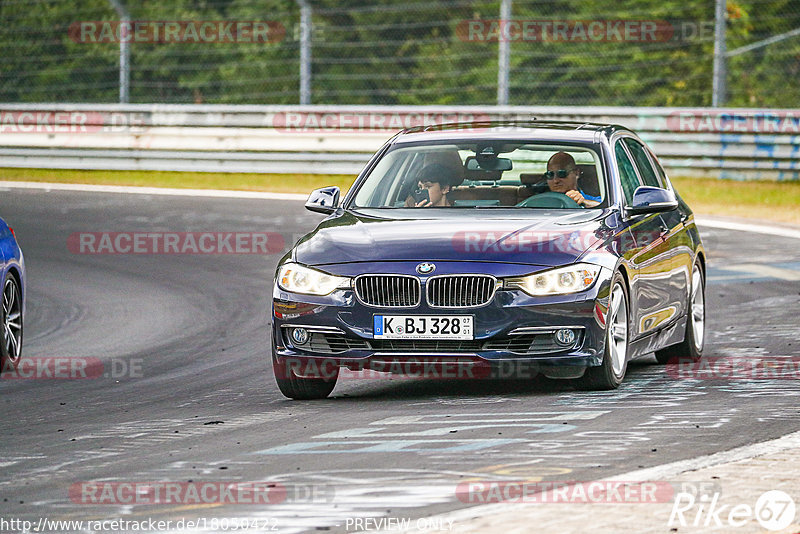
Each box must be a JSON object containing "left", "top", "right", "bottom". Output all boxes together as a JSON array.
[{"left": 516, "top": 191, "right": 581, "bottom": 209}]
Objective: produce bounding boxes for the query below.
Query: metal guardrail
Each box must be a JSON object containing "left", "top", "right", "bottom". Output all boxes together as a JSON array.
[{"left": 1, "top": 104, "right": 798, "bottom": 180}]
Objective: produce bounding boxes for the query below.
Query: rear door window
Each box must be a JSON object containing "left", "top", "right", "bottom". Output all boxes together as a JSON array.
[
  {"left": 623, "top": 138, "right": 662, "bottom": 188},
  {"left": 614, "top": 141, "right": 641, "bottom": 203}
]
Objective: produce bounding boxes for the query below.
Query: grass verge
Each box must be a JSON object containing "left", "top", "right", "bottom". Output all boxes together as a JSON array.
[
  {"left": 671, "top": 177, "right": 800, "bottom": 225},
  {"left": 2, "top": 168, "right": 799, "bottom": 225}
]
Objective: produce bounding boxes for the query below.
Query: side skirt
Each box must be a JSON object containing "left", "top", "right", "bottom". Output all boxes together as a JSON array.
[{"left": 629, "top": 315, "right": 687, "bottom": 360}]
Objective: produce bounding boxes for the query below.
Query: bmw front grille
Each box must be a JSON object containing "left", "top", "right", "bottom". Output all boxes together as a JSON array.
[
  {"left": 354, "top": 275, "right": 421, "bottom": 307},
  {"left": 426, "top": 274, "right": 498, "bottom": 308},
  {"left": 354, "top": 274, "right": 498, "bottom": 308}
]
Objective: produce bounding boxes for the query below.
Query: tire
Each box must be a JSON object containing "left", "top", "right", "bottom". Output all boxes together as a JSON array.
[
  {"left": 579, "top": 272, "right": 630, "bottom": 390},
  {"left": 1, "top": 272, "right": 23, "bottom": 373},
  {"left": 655, "top": 262, "right": 705, "bottom": 364},
  {"left": 272, "top": 349, "right": 338, "bottom": 400}
]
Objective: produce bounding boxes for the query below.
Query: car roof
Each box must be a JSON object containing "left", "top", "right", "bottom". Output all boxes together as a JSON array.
[{"left": 394, "top": 120, "right": 631, "bottom": 145}]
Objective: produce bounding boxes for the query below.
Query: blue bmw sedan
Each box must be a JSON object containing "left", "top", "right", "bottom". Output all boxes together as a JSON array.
[
  {"left": 272, "top": 121, "right": 705, "bottom": 399},
  {"left": 0, "top": 216, "right": 24, "bottom": 371}
]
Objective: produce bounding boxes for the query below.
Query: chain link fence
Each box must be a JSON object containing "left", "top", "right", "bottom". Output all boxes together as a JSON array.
[{"left": 0, "top": 0, "right": 798, "bottom": 107}]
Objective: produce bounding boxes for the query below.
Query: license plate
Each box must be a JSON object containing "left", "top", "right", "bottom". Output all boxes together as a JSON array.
[{"left": 373, "top": 315, "right": 473, "bottom": 340}]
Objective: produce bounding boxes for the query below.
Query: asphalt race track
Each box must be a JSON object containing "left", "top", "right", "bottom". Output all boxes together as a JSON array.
[{"left": 2, "top": 187, "right": 800, "bottom": 533}]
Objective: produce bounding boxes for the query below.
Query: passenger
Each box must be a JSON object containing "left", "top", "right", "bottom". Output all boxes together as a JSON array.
[
  {"left": 405, "top": 163, "right": 454, "bottom": 207},
  {"left": 545, "top": 152, "right": 601, "bottom": 208}
]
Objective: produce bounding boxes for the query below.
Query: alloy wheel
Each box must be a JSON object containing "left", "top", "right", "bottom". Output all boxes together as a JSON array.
[
  {"left": 690, "top": 266, "right": 705, "bottom": 352},
  {"left": 3, "top": 276, "right": 22, "bottom": 362},
  {"left": 607, "top": 283, "right": 628, "bottom": 377}
]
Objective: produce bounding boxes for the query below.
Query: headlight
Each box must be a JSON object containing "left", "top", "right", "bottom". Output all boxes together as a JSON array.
[
  {"left": 505, "top": 264, "right": 601, "bottom": 296},
  {"left": 277, "top": 263, "right": 350, "bottom": 296}
]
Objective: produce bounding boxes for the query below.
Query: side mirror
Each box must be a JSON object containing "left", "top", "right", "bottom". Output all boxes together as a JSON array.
[
  {"left": 626, "top": 186, "right": 678, "bottom": 215},
  {"left": 305, "top": 186, "right": 340, "bottom": 214}
]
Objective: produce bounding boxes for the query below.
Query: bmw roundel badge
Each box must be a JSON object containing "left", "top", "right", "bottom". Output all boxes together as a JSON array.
[{"left": 416, "top": 262, "right": 436, "bottom": 275}]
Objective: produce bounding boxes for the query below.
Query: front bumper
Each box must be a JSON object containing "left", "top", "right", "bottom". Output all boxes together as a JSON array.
[{"left": 271, "top": 262, "right": 613, "bottom": 375}]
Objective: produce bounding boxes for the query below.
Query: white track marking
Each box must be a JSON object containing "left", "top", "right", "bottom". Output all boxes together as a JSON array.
[
  {"left": 723, "top": 263, "right": 800, "bottom": 281},
  {"left": 696, "top": 216, "right": 800, "bottom": 240},
  {"left": 0, "top": 180, "right": 307, "bottom": 200}
]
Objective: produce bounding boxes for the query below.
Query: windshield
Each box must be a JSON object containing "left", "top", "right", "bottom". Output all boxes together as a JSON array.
[{"left": 351, "top": 141, "right": 607, "bottom": 209}]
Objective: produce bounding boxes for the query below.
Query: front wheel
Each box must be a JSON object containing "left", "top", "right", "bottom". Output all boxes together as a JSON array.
[
  {"left": 1, "top": 272, "right": 23, "bottom": 372},
  {"left": 579, "top": 273, "right": 629, "bottom": 390},
  {"left": 272, "top": 351, "right": 338, "bottom": 400},
  {"left": 655, "top": 263, "right": 705, "bottom": 364}
]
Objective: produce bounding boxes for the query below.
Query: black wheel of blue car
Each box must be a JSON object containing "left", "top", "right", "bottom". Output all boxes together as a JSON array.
[
  {"left": 1, "top": 272, "right": 23, "bottom": 371},
  {"left": 579, "top": 272, "right": 629, "bottom": 390},
  {"left": 654, "top": 262, "right": 705, "bottom": 364},
  {"left": 271, "top": 349, "right": 338, "bottom": 400}
]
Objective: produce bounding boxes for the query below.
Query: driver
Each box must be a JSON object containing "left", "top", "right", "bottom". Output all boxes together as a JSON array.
[
  {"left": 405, "top": 163, "right": 454, "bottom": 207},
  {"left": 545, "top": 152, "right": 601, "bottom": 208}
]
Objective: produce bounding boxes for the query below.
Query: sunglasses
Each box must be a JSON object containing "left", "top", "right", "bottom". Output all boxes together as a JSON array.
[{"left": 544, "top": 168, "right": 577, "bottom": 180}]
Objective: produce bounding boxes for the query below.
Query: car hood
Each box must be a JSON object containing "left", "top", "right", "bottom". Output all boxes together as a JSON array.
[{"left": 294, "top": 208, "right": 615, "bottom": 267}]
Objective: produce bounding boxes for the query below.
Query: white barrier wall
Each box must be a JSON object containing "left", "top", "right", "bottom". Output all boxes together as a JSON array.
[{"left": 1, "top": 104, "right": 798, "bottom": 179}]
